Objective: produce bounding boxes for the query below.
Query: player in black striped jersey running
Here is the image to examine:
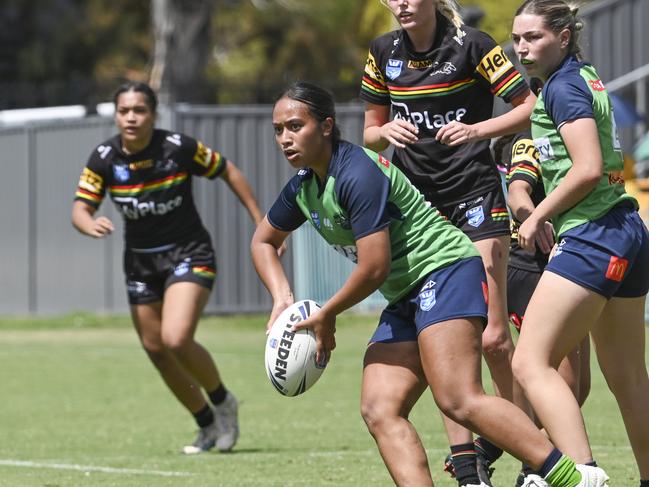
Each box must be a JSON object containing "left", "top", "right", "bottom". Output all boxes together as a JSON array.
[
  {"left": 72, "top": 82, "right": 264, "bottom": 454},
  {"left": 360, "top": 1, "right": 537, "bottom": 485}
]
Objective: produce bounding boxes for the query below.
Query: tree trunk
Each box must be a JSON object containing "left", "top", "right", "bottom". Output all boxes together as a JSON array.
[{"left": 149, "top": 0, "right": 216, "bottom": 104}]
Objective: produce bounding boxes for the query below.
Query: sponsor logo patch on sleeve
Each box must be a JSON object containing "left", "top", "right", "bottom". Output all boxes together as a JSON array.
[{"left": 476, "top": 46, "right": 513, "bottom": 84}]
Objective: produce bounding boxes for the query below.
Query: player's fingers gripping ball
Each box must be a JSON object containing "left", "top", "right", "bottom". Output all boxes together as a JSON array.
[{"left": 264, "top": 300, "right": 327, "bottom": 396}]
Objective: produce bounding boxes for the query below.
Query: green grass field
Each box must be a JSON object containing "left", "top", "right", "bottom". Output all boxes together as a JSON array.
[{"left": 0, "top": 313, "right": 644, "bottom": 486}]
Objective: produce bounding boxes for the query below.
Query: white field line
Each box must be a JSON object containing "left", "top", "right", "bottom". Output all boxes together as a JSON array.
[{"left": 0, "top": 459, "right": 192, "bottom": 477}]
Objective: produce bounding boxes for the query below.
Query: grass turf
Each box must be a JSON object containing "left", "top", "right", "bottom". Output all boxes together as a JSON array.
[{"left": 0, "top": 313, "right": 643, "bottom": 486}]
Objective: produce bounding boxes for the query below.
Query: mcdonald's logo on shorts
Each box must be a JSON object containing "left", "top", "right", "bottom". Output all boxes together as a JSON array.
[{"left": 605, "top": 256, "right": 628, "bottom": 282}]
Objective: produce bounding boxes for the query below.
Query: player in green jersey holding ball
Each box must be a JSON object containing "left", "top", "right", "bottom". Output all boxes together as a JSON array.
[{"left": 251, "top": 80, "right": 592, "bottom": 487}]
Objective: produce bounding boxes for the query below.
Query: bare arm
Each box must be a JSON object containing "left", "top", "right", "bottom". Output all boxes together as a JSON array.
[
  {"left": 71, "top": 200, "right": 114, "bottom": 238},
  {"left": 251, "top": 217, "right": 295, "bottom": 329},
  {"left": 508, "top": 179, "right": 536, "bottom": 224},
  {"left": 518, "top": 118, "right": 603, "bottom": 251},
  {"left": 363, "top": 102, "right": 418, "bottom": 151},
  {"left": 437, "top": 89, "right": 536, "bottom": 146},
  {"left": 220, "top": 160, "right": 263, "bottom": 225},
  {"left": 508, "top": 180, "right": 554, "bottom": 254},
  {"left": 292, "top": 228, "right": 391, "bottom": 364}
]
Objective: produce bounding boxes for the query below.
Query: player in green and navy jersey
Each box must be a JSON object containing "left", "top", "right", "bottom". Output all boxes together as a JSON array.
[
  {"left": 511, "top": 2, "right": 649, "bottom": 486},
  {"left": 252, "top": 80, "right": 587, "bottom": 487},
  {"left": 497, "top": 127, "right": 590, "bottom": 486},
  {"left": 359, "top": 1, "right": 538, "bottom": 483},
  {"left": 72, "top": 82, "right": 263, "bottom": 455}
]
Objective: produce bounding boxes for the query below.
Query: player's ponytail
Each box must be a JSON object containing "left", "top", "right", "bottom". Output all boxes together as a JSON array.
[
  {"left": 516, "top": 0, "right": 585, "bottom": 59},
  {"left": 436, "top": 0, "right": 464, "bottom": 31}
]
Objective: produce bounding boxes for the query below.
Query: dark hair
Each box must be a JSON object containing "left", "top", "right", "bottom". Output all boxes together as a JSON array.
[
  {"left": 113, "top": 81, "right": 158, "bottom": 113},
  {"left": 492, "top": 133, "right": 517, "bottom": 166},
  {"left": 516, "top": 0, "right": 584, "bottom": 59},
  {"left": 529, "top": 77, "right": 544, "bottom": 95},
  {"left": 275, "top": 81, "right": 341, "bottom": 143}
]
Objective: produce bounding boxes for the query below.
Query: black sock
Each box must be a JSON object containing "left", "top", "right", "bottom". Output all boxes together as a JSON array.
[
  {"left": 538, "top": 448, "right": 563, "bottom": 478},
  {"left": 474, "top": 437, "right": 503, "bottom": 463},
  {"left": 208, "top": 383, "right": 227, "bottom": 406},
  {"left": 585, "top": 461, "right": 598, "bottom": 467},
  {"left": 450, "top": 443, "right": 480, "bottom": 486},
  {"left": 639, "top": 480, "right": 649, "bottom": 487},
  {"left": 193, "top": 404, "right": 214, "bottom": 428}
]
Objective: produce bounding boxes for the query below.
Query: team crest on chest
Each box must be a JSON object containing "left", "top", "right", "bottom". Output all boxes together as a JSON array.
[
  {"left": 113, "top": 164, "right": 130, "bottom": 182},
  {"left": 386, "top": 59, "right": 403, "bottom": 80}
]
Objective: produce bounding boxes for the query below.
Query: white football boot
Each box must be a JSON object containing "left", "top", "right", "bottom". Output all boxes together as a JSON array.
[
  {"left": 181, "top": 421, "right": 218, "bottom": 454},
  {"left": 460, "top": 483, "right": 491, "bottom": 487},
  {"left": 213, "top": 391, "right": 239, "bottom": 452},
  {"left": 575, "top": 465, "right": 610, "bottom": 487}
]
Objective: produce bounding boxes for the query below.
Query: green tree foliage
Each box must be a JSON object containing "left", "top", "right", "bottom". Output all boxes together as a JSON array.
[
  {"left": 2, "top": 0, "right": 595, "bottom": 108},
  {"left": 208, "top": 0, "right": 392, "bottom": 103},
  {"left": 0, "top": 0, "right": 150, "bottom": 109}
]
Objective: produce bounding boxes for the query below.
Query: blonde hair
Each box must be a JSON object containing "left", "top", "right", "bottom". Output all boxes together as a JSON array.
[
  {"left": 380, "top": 0, "right": 464, "bottom": 30},
  {"left": 437, "top": 0, "right": 464, "bottom": 30},
  {"left": 516, "top": 0, "right": 585, "bottom": 59}
]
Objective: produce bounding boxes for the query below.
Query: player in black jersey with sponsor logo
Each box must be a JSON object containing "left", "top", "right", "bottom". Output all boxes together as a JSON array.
[
  {"left": 72, "top": 82, "right": 264, "bottom": 454},
  {"left": 496, "top": 123, "right": 591, "bottom": 486},
  {"left": 359, "top": 1, "right": 538, "bottom": 485}
]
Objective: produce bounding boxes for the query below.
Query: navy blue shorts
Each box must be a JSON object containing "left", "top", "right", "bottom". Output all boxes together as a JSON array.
[
  {"left": 370, "top": 257, "right": 488, "bottom": 343},
  {"left": 546, "top": 203, "right": 649, "bottom": 299}
]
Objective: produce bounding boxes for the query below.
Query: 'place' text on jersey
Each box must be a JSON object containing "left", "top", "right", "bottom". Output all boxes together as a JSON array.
[
  {"left": 360, "top": 12, "right": 528, "bottom": 205},
  {"left": 75, "top": 129, "right": 227, "bottom": 248}
]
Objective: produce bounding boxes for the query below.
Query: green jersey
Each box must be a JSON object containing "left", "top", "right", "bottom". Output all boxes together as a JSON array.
[
  {"left": 531, "top": 55, "right": 636, "bottom": 236},
  {"left": 268, "top": 141, "right": 478, "bottom": 304}
]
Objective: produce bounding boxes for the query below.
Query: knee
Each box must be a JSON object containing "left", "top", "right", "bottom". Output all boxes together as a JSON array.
[
  {"left": 140, "top": 338, "right": 168, "bottom": 366},
  {"left": 161, "top": 331, "right": 192, "bottom": 355},
  {"left": 511, "top": 350, "right": 536, "bottom": 389},
  {"left": 360, "top": 399, "right": 407, "bottom": 437},
  {"left": 434, "top": 392, "right": 480, "bottom": 426}
]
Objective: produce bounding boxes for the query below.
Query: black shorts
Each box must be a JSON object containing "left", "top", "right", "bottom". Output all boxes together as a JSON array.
[
  {"left": 435, "top": 188, "right": 510, "bottom": 242},
  {"left": 124, "top": 236, "right": 217, "bottom": 305},
  {"left": 507, "top": 266, "right": 542, "bottom": 332}
]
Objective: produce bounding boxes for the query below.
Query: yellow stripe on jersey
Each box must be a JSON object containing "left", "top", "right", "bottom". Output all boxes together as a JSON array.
[
  {"left": 364, "top": 51, "right": 386, "bottom": 85},
  {"left": 476, "top": 46, "right": 514, "bottom": 85},
  {"left": 511, "top": 139, "right": 540, "bottom": 165},
  {"left": 78, "top": 167, "right": 104, "bottom": 195},
  {"left": 109, "top": 173, "right": 188, "bottom": 196}
]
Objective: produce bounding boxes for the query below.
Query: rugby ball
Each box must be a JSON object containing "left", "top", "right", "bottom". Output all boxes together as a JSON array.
[{"left": 264, "top": 299, "right": 326, "bottom": 396}]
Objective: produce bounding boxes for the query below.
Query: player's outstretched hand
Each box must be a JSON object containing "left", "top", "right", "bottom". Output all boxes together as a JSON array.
[
  {"left": 292, "top": 310, "right": 336, "bottom": 367},
  {"left": 380, "top": 119, "right": 419, "bottom": 148}
]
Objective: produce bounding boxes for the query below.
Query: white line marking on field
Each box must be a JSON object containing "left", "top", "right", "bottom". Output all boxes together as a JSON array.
[{"left": 0, "top": 459, "right": 192, "bottom": 477}]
